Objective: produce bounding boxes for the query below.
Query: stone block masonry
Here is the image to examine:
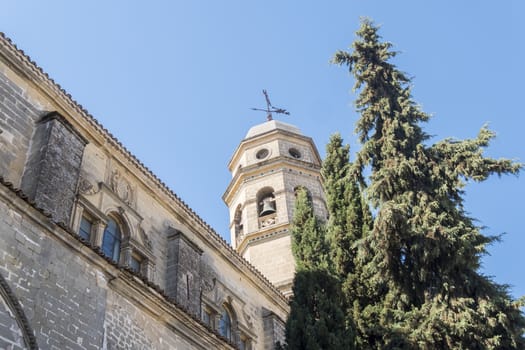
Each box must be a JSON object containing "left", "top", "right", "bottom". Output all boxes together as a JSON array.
[
  {"left": 0, "top": 185, "right": 237, "bottom": 349},
  {"left": 0, "top": 71, "right": 40, "bottom": 186},
  {"left": 262, "top": 309, "right": 285, "bottom": 350},
  {"left": 0, "top": 33, "right": 290, "bottom": 350},
  {"left": 0, "top": 193, "right": 107, "bottom": 349},
  {"left": 166, "top": 228, "right": 203, "bottom": 316},
  {"left": 21, "top": 112, "right": 87, "bottom": 225},
  {"left": 0, "top": 279, "right": 30, "bottom": 349}
]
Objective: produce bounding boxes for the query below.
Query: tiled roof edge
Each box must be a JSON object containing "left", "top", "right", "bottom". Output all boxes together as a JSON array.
[{"left": 0, "top": 32, "right": 287, "bottom": 303}]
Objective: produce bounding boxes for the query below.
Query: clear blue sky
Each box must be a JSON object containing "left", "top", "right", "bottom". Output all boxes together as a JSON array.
[{"left": 2, "top": 1, "right": 524, "bottom": 299}]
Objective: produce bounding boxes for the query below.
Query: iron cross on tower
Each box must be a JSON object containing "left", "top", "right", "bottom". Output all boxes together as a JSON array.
[{"left": 251, "top": 90, "right": 290, "bottom": 121}]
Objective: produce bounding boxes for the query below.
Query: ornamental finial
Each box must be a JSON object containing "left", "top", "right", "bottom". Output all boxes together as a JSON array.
[{"left": 251, "top": 89, "right": 290, "bottom": 121}]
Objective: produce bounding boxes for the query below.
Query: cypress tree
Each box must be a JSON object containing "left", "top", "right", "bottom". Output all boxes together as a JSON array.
[
  {"left": 322, "top": 133, "right": 353, "bottom": 278},
  {"left": 290, "top": 187, "right": 328, "bottom": 271},
  {"left": 286, "top": 270, "right": 351, "bottom": 350},
  {"left": 333, "top": 19, "right": 525, "bottom": 349},
  {"left": 322, "top": 133, "right": 371, "bottom": 279},
  {"left": 284, "top": 187, "right": 354, "bottom": 349},
  {"left": 321, "top": 133, "right": 372, "bottom": 348}
]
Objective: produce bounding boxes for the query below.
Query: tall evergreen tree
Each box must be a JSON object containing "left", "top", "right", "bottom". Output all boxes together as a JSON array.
[
  {"left": 284, "top": 187, "right": 354, "bottom": 350},
  {"left": 322, "top": 133, "right": 353, "bottom": 278},
  {"left": 290, "top": 187, "right": 328, "bottom": 271},
  {"left": 321, "top": 133, "right": 372, "bottom": 347},
  {"left": 286, "top": 270, "right": 351, "bottom": 350},
  {"left": 322, "top": 133, "right": 371, "bottom": 279},
  {"left": 333, "top": 19, "right": 525, "bottom": 349}
]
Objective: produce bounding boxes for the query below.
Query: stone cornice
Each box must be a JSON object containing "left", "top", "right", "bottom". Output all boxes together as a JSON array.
[
  {"left": 223, "top": 158, "right": 322, "bottom": 205},
  {"left": 167, "top": 226, "right": 204, "bottom": 255},
  {"left": 227, "top": 127, "right": 322, "bottom": 172},
  {"left": 236, "top": 225, "right": 290, "bottom": 255}
]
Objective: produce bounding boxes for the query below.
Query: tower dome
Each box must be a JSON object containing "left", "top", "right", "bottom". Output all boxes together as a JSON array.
[{"left": 245, "top": 120, "right": 302, "bottom": 139}]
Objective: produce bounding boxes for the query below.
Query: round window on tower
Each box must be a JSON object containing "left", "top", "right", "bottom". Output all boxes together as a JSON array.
[
  {"left": 256, "top": 148, "right": 269, "bottom": 160},
  {"left": 288, "top": 148, "right": 301, "bottom": 159}
]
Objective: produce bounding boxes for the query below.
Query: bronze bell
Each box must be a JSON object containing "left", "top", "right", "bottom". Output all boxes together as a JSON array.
[{"left": 259, "top": 197, "right": 276, "bottom": 216}]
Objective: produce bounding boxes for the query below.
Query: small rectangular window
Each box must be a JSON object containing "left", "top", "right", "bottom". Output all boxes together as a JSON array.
[{"left": 79, "top": 216, "right": 92, "bottom": 241}]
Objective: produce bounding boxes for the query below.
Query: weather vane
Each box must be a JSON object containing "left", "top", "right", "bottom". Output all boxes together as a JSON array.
[{"left": 251, "top": 89, "right": 290, "bottom": 121}]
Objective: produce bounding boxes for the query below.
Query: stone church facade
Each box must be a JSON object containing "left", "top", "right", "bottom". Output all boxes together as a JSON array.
[{"left": 0, "top": 32, "right": 325, "bottom": 350}]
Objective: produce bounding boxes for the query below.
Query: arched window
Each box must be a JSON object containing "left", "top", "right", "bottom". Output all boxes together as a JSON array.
[
  {"left": 102, "top": 218, "right": 122, "bottom": 263},
  {"left": 234, "top": 204, "right": 243, "bottom": 238},
  {"left": 218, "top": 306, "right": 232, "bottom": 341}
]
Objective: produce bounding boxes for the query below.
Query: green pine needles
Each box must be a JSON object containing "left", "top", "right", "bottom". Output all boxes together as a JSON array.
[{"left": 282, "top": 18, "right": 525, "bottom": 350}]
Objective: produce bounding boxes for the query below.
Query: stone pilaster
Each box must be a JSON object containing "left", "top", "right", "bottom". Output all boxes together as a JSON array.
[
  {"left": 21, "top": 111, "right": 87, "bottom": 225},
  {"left": 166, "top": 227, "right": 203, "bottom": 316},
  {"left": 262, "top": 308, "right": 285, "bottom": 350}
]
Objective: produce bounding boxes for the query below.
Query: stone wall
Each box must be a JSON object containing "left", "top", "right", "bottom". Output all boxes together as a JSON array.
[
  {"left": 0, "top": 71, "right": 40, "bottom": 186},
  {"left": 0, "top": 184, "right": 238, "bottom": 350},
  {"left": 0, "top": 297, "right": 26, "bottom": 349},
  {"left": 0, "top": 187, "right": 106, "bottom": 349},
  {"left": 245, "top": 234, "right": 294, "bottom": 292},
  {"left": 21, "top": 112, "right": 86, "bottom": 225},
  {"left": 262, "top": 309, "right": 286, "bottom": 350},
  {"left": 0, "top": 33, "right": 290, "bottom": 350},
  {"left": 0, "top": 273, "right": 35, "bottom": 350},
  {"left": 166, "top": 228, "right": 202, "bottom": 316}
]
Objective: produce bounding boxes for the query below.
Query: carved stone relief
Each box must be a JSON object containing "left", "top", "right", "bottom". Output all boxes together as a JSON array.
[
  {"left": 78, "top": 175, "right": 99, "bottom": 195},
  {"left": 242, "top": 307, "right": 254, "bottom": 329},
  {"left": 200, "top": 264, "right": 217, "bottom": 297},
  {"left": 260, "top": 216, "right": 276, "bottom": 228},
  {"left": 138, "top": 227, "right": 152, "bottom": 250},
  {"left": 109, "top": 169, "right": 134, "bottom": 206}
]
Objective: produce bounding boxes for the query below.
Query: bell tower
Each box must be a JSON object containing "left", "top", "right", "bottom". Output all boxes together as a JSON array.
[{"left": 223, "top": 119, "right": 326, "bottom": 297}]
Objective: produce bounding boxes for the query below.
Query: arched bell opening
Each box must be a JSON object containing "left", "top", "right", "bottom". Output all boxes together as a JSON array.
[
  {"left": 234, "top": 204, "right": 244, "bottom": 245},
  {"left": 256, "top": 187, "right": 277, "bottom": 228},
  {"left": 257, "top": 187, "right": 276, "bottom": 217}
]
